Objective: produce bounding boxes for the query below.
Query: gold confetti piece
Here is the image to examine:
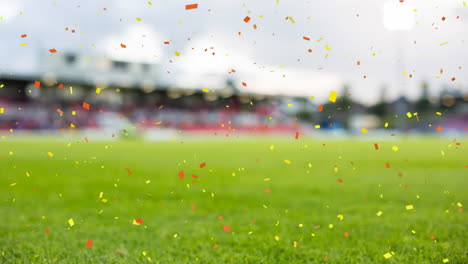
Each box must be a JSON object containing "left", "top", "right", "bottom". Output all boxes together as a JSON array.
[
  {"left": 21, "top": 43, "right": 28, "bottom": 46},
  {"left": 392, "top": 145, "right": 399, "bottom": 151},
  {"left": 383, "top": 253, "right": 392, "bottom": 259},
  {"left": 361, "top": 128, "right": 368, "bottom": 133},
  {"left": 443, "top": 258, "right": 449, "bottom": 263},
  {"left": 136, "top": 17, "right": 142, "bottom": 21},
  {"left": 439, "top": 42, "right": 448, "bottom": 46},
  {"left": 283, "top": 160, "right": 291, "bottom": 165},
  {"left": 174, "top": 51, "right": 180, "bottom": 56},
  {"left": 314, "top": 125, "right": 321, "bottom": 128},
  {"left": 457, "top": 202, "right": 462, "bottom": 207},
  {"left": 406, "top": 112, "right": 413, "bottom": 118},
  {"left": 274, "top": 235, "right": 280, "bottom": 241},
  {"left": 202, "top": 88, "right": 209, "bottom": 92},
  {"left": 376, "top": 211, "right": 383, "bottom": 216},
  {"left": 0, "top": 108, "right": 4, "bottom": 114},
  {"left": 146, "top": 180, "right": 151, "bottom": 184},
  {"left": 68, "top": 218, "right": 75, "bottom": 227},
  {"left": 337, "top": 214, "right": 344, "bottom": 221},
  {"left": 406, "top": 205, "right": 414, "bottom": 210},
  {"left": 324, "top": 45, "right": 331, "bottom": 51},
  {"left": 264, "top": 178, "right": 271, "bottom": 181},
  {"left": 436, "top": 112, "right": 442, "bottom": 115},
  {"left": 96, "top": 88, "right": 101, "bottom": 94},
  {"left": 47, "top": 152, "right": 54, "bottom": 157},
  {"left": 328, "top": 91, "right": 337, "bottom": 102}
]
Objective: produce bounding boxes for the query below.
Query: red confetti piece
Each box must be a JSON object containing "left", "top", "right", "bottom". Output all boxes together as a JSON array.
[
  {"left": 120, "top": 43, "right": 127, "bottom": 48},
  {"left": 82, "top": 102, "right": 90, "bottom": 110},
  {"left": 338, "top": 179, "right": 343, "bottom": 183},
  {"left": 185, "top": 3, "right": 198, "bottom": 10},
  {"left": 451, "top": 77, "right": 456, "bottom": 81},
  {"left": 135, "top": 218, "right": 143, "bottom": 224},
  {"left": 191, "top": 174, "right": 198, "bottom": 178},
  {"left": 178, "top": 170, "right": 185, "bottom": 179},
  {"left": 303, "top": 36, "right": 310, "bottom": 41},
  {"left": 49, "top": 49, "right": 57, "bottom": 53},
  {"left": 308, "top": 49, "right": 313, "bottom": 53},
  {"left": 318, "top": 105, "right": 323, "bottom": 112},
  {"left": 223, "top": 225, "right": 231, "bottom": 232},
  {"left": 218, "top": 216, "right": 224, "bottom": 220},
  {"left": 374, "top": 143, "right": 379, "bottom": 150},
  {"left": 86, "top": 240, "right": 93, "bottom": 248},
  {"left": 199, "top": 162, "right": 206, "bottom": 168},
  {"left": 190, "top": 204, "right": 196, "bottom": 210},
  {"left": 295, "top": 132, "right": 299, "bottom": 139},
  {"left": 265, "top": 189, "right": 270, "bottom": 193},
  {"left": 243, "top": 16, "right": 251, "bottom": 23},
  {"left": 58, "top": 83, "right": 64, "bottom": 89},
  {"left": 164, "top": 41, "right": 170, "bottom": 45},
  {"left": 385, "top": 163, "right": 391, "bottom": 168},
  {"left": 21, "top": 34, "right": 27, "bottom": 38},
  {"left": 45, "top": 229, "right": 50, "bottom": 234},
  {"left": 125, "top": 168, "right": 133, "bottom": 175},
  {"left": 441, "top": 17, "right": 446, "bottom": 21},
  {"left": 436, "top": 126, "right": 443, "bottom": 132},
  {"left": 242, "top": 82, "right": 247, "bottom": 87},
  {"left": 34, "top": 81, "right": 40, "bottom": 88}
]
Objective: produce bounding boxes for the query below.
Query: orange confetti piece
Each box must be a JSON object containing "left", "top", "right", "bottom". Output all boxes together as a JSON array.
[
  {"left": 34, "top": 81, "right": 40, "bottom": 88},
  {"left": 344, "top": 232, "right": 349, "bottom": 237},
  {"left": 56, "top": 109, "right": 63, "bottom": 115},
  {"left": 49, "top": 49, "right": 57, "bottom": 53},
  {"left": 21, "top": 34, "right": 27, "bottom": 38},
  {"left": 86, "top": 240, "right": 93, "bottom": 248},
  {"left": 185, "top": 3, "right": 198, "bottom": 10},
  {"left": 58, "top": 83, "right": 64, "bottom": 89},
  {"left": 84, "top": 137, "right": 89, "bottom": 143},
  {"left": 82, "top": 102, "right": 90, "bottom": 110},
  {"left": 374, "top": 143, "right": 379, "bottom": 150},
  {"left": 199, "top": 162, "right": 206, "bottom": 168},
  {"left": 243, "top": 16, "right": 251, "bottom": 23},
  {"left": 303, "top": 36, "right": 310, "bottom": 41},
  {"left": 223, "top": 225, "right": 231, "bottom": 232},
  {"left": 125, "top": 168, "right": 133, "bottom": 175},
  {"left": 135, "top": 218, "right": 143, "bottom": 224},
  {"left": 338, "top": 179, "right": 343, "bottom": 183},
  {"left": 178, "top": 170, "right": 185, "bottom": 179},
  {"left": 120, "top": 43, "right": 127, "bottom": 48},
  {"left": 318, "top": 105, "right": 323, "bottom": 112},
  {"left": 385, "top": 162, "right": 391, "bottom": 168},
  {"left": 295, "top": 132, "right": 299, "bottom": 139},
  {"left": 451, "top": 77, "right": 456, "bottom": 81},
  {"left": 308, "top": 49, "right": 313, "bottom": 53},
  {"left": 436, "top": 126, "right": 443, "bottom": 132},
  {"left": 242, "top": 82, "right": 247, "bottom": 87}
]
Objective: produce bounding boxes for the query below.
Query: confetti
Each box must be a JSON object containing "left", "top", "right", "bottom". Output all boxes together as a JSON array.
[
  {"left": 223, "top": 225, "right": 231, "bottom": 232},
  {"left": 178, "top": 170, "right": 185, "bottom": 179},
  {"left": 406, "top": 205, "right": 414, "bottom": 210},
  {"left": 86, "top": 240, "right": 93, "bottom": 248},
  {"left": 68, "top": 218, "right": 75, "bottom": 227},
  {"left": 328, "top": 91, "right": 337, "bottom": 102},
  {"left": 374, "top": 143, "right": 379, "bottom": 150},
  {"left": 243, "top": 16, "right": 251, "bottom": 23},
  {"left": 34, "top": 81, "right": 40, "bottom": 88},
  {"left": 185, "top": 3, "right": 198, "bottom": 10},
  {"left": 199, "top": 162, "right": 206, "bottom": 168},
  {"left": 120, "top": 43, "right": 127, "bottom": 48},
  {"left": 125, "top": 168, "right": 133, "bottom": 175},
  {"left": 383, "top": 253, "right": 392, "bottom": 259},
  {"left": 82, "top": 102, "right": 90, "bottom": 110},
  {"left": 284, "top": 160, "right": 291, "bottom": 165},
  {"left": 49, "top": 48, "right": 57, "bottom": 53}
]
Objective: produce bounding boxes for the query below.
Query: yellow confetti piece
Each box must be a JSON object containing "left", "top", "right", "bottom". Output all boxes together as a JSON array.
[
  {"left": 436, "top": 112, "right": 442, "bottom": 115},
  {"left": 96, "top": 88, "right": 101, "bottom": 94},
  {"left": 439, "top": 42, "right": 448, "bottom": 46},
  {"left": 147, "top": 1, "right": 152, "bottom": 5},
  {"left": 47, "top": 152, "right": 54, "bottom": 157},
  {"left": 406, "top": 205, "right": 414, "bottom": 210},
  {"left": 324, "top": 45, "right": 331, "bottom": 51},
  {"left": 9, "top": 183, "right": 17, "bottom": 186},
  {"left": 0, "top": 108, "right": 4, "bottom": 114},
  {"left": 202, "top": 88, "right": 209, "bottom": 93},
  {"left": 383, "top": 253, "right": 392, "bottom": 259},
  {"left": 288, "top": 17, "right": 295, "bottom": 23},
  {"left": 328, "top": 224, "right": 333, "bottom": 229},
  {"left": 101, "top": 198, "right": 108, "bottom": 203},
  {"left": 146, "top": 180, "right": 151, "bottom": 184},
  {"left": 269, "top": 145, "right": 275, "bottom": 151},
  {"left": 328, "top": 91, "right": 337, "bottom": 102},
  {"left": 457, "top": 202, "right": 462, "bottom": 207},
  {"left": 21, "top": 43, "right": 28, "bottom": 46},
  {"left": 264, "top": 178, "right": 271, "bottom": 181},
  {"left": 70, "top": 123, "right": 75, "bottom": 128},
  {"left": 384, "top": 122, "right": 389, "bottom": 128},
  {"left": 136, "top": 17, "right": 142, "bottom": 21},
  {"left": 314, "top": 125, "right": 320, "bottom": 129},
  {"left": 293, "top": 241, "right": 298, "bottom": 247},
  {"left": 337, "top": 214, "right": 344, "bottom": 221},
  {"left": 406, "top": 112, "right": 413, "bottom": 118},
  {"left": 392, "top": 145, "right": 399, "bottom": 151},
  {"left": 274, "top": 235, "right": 280, "bottom": 241},
  {"left": 411, "top": 230, "right": 416, "bottom": 234},
  {"left": 174, "top": 51, "right": 180, "bottom": 56},
  {"left": 361, "top": 128, "right": 368, "bottom": 133},
  {"left": 284, "top": 160, "right": 291, "bottom": 165},
  {"left": 68, "top": 218, "right": 75, "bottom": 227},
  {"left": 443, "top": 258, "right": 449, "bottom": 263},
  {"left": 99, "top": 192, "right": 103, "bottom": 198},
  {"left": 376, "top": 211, "right": 383, "bottom": 216}
]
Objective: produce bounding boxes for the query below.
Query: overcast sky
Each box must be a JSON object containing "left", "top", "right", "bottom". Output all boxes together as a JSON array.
[{"left": 0, "top": 0, "right": 467, "bottom": 104}]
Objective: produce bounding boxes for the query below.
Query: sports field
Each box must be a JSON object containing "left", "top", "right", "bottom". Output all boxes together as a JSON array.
[{"left": 0, "top": 138, "right": 466, "bottom": 263}]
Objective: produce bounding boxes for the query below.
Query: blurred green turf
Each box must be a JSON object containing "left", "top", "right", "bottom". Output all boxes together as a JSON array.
[{"left": 0, "top": 138, "right": 466, "bottom": 263}]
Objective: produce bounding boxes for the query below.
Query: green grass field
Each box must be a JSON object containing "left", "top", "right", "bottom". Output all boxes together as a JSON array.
[{"left": 0, "top": 138, "right": 466, "bottom": 263}]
